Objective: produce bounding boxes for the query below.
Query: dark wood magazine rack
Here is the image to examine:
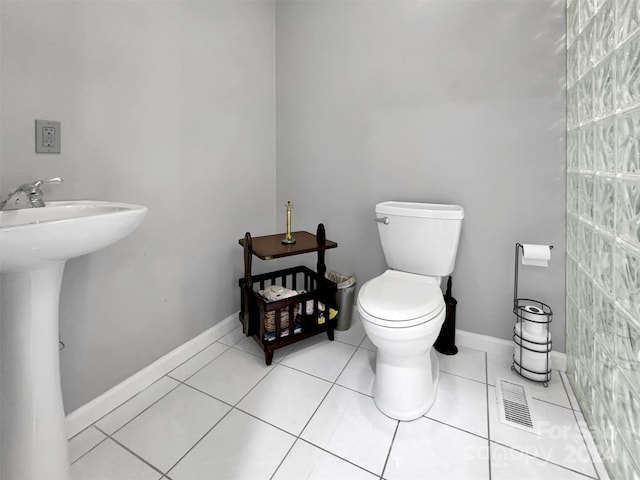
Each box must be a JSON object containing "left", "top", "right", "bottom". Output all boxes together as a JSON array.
[{"left": 238, "top": 224, "right": 338, "bottom": 365}]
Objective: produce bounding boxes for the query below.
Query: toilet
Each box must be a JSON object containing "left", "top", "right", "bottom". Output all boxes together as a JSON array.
[{"left": 357, "top": 201, "right": 464, "bottom": 420}]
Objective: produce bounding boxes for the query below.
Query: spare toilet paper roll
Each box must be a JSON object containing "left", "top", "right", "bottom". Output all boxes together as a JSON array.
[
  {"left": 515, "top": 322, "right": 551, "bottom": 350},
  {"left": 521, "top": 244, "right": 551, "bottom": 267},
  {"left": 521, "top": 304, "right": 544, "bottom": 321},
  {"left": 513, "top": 347, "right": 551, "bottom": 381},
  {"left": 521, "top": 305, "right": 547, "bottom": 336}
]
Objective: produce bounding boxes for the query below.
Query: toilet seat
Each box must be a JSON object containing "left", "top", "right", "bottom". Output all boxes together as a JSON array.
[{"left": 358, "top": 270, "right": 444, "bottom": 328}]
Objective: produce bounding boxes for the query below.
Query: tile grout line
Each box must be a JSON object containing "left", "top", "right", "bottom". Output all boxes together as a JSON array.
[
  {"left": 269, "top": 340, "right": 373, "bottom": 479},
  {"left": 72, "top": 336, "right": 235, "bottom": 472},
  {"left": 558, "top": 371, "right": 576, "bottom": 410},
  {"left": 170, "top": 342, "right": 357, "bottom": 434},
  {"left": 379, "top": 421, "right": 400, "bottom": 480},
  {"left": 178, "top": 371, "right": 305, "bottom": 440},
  {"left": 281, "top": 338, "right": 377, "bottom": 477},
  {"left": 93, "top": 425, "right": 168, "bottom": 478},
  {"left": 228, "top": 327, "right": 365, "bottom": 363},
  {"left": 178, "top": 381, "right": 236, "bottom": 410},
  {"left": 485, "top": 351, "right": 492, "bottom": 480},
  {"left": 164, "top": 335, "right": 324, "bottom": 472},
  {"left": 268, "top": 437, "right": 298, "bottom": 480},
  {"left": 73, "top": 375, "right": 178, "bottom": 438},
  {"left": 277, "top": 436, "right": 382, "bottom": 480},
  {"left": 559, "top": 372, "right": 603, "bottom": 480},
  {"left": 69, "top": 430, "right": 110, "bottom": 466},
  {"left": 167, "top": 340, "right": 232, "bottom": 383},
  {"left": 99, "top": 356, "right": 281, "bottom": 477},
  {"left": 170, "top": 338, "right": 232, "bottom": 374},
  {"left": 292, "top": 342, "right": 360, "bottom": 437},
  {"left": 440, "top": 368, "right": 488, "bottom": 386},
  {"left": 78, "top": 335, "right": 233, "bottom": 441},
  {"left": 534, "top": 395, "right": 577, "bottom": 411},
  {"left": 229, "top": 342, "right": 276, "bottom": 361},
  {"left": 422, "top": 415, "right": 489, "bottom": 442},
  {"left": 278, "top": 360, "right": 350, "bottom": 385},
  {"left": 96, "top": 378, "right": 183, "bottom": 438},
  {"left": 488, "top": 439, "right": 600, "bottom": 480},
  {"left": 76, "top": 331, "right": 329, "bottom": 475},
  {"left": 300, "top": 437, "right": 381, "bottom": 478},
  {"left": 162, "top": 407, "right": 235, "bottom": 477}
]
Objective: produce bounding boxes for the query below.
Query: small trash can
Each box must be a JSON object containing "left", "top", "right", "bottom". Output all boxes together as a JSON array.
[{"left": 326, "top": 270, "right": 357, "bottom": 331}]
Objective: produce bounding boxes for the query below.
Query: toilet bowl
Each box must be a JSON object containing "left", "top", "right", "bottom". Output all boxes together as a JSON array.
[
  {"left": 358, "top": 270, "right": 445, "bottom": 420},
  {"left": 357, "top": 201, "right": 464, "bottom": 421}
]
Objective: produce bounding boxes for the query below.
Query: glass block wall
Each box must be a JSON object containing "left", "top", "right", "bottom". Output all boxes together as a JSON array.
[{"left": 566, "top": 0, "right": 640, "bottom": 478}]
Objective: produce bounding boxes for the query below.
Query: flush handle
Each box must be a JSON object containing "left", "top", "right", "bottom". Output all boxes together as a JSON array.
[{"left": 375, "top": 216, "right": 390, "bottom": 225}]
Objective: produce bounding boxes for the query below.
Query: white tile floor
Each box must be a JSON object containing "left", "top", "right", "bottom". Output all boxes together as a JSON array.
[{"left": 70, "top": 316, "right": 610, "bottom": 480}]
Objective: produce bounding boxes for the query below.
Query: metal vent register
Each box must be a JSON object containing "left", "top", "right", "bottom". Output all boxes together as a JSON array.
[{"left": 495, "top": 378, "right": 538, "bottom": 434}]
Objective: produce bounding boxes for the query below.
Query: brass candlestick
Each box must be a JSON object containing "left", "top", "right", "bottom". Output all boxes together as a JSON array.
[{"left": 282, "top": 201, "right": 296, "bottom": 244}]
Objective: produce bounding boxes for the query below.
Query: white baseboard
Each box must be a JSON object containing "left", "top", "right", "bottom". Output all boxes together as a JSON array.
[
  {"left": 65, "top": 313, "right": 238, "bottom": 438},
  {"left": 455, "top": 328, "right": 566, "bottom": 372}
]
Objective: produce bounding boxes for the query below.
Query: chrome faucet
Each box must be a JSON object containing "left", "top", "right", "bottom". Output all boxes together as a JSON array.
[{"left": 0, "top": 177, "right": 63, "bottom": 211}]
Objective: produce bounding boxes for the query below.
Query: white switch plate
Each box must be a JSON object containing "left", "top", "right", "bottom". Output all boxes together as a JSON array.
[{"left": 35, "top": 119, "right": 61, "bottom": 153}]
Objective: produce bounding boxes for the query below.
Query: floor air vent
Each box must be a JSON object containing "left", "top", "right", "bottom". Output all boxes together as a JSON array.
[{"left": 495, "top": 378, "right": 538, "bottom": 434}]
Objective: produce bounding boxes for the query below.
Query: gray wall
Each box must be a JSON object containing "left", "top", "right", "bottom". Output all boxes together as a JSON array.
[
  {"left": 0, "top": 1, "right": 276, "bottom": 412},
  {"left": 275, "top": 0, "right": 567, "bottom": 347},
  {"left": 0, "top": 0, "right": 567, "bottom": 414}
]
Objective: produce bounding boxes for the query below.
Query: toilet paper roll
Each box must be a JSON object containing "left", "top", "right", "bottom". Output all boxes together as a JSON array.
[
  {"left": 523, "top": 321, "right": 546, "bottom": 337},
  {"left": 521, "top": 244, "right": 551, "bottom": 267},
  {"left": 513, "top": 345, "right": 549, "bottom": 371},
  {"left": 521, "top": 304, "right": 544, "bottom": 321},
  {"left": 520, "top": 305, "right": 548, "bottom": 336},
  {"left": 514, "top": 322, "right": 551, "bottom": 352},
  {"left": 513, "top": 354, "right": 551, "bottom": 382}
]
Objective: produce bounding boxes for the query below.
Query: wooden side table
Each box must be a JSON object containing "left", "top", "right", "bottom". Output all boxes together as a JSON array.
[{"left": 238, "top": 224, "right": 338, "bottom": 364}]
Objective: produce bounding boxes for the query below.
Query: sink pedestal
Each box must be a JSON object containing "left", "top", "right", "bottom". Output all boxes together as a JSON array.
[
  {"left": 0, "top": 200, "right": 148, "bottom": 479},
  {"left": 1, "top": 263, "right": 71, "bottom": 480}
]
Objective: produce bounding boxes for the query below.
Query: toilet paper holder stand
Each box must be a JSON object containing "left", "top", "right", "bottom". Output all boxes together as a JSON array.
[{"left": 512, "top": 243, "right": 553, "bottom": 387}]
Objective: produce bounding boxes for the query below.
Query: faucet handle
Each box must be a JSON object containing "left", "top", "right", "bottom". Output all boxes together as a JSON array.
[
  {"left": 29, "top": 177, "right": 62, "bottom": 208},
  {"left": 33, "top": 177, "right": 63, "bottom": 189}
]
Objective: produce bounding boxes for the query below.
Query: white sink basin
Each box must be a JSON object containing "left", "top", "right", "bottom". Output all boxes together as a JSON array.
[
  {"left": 0, "top": 200, "right": 147, "bottom": 272},
  {"left": 0, "top": 200, "right": 147, "bottom": 480}
]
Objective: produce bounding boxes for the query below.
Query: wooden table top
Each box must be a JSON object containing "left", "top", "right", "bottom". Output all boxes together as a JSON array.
[{"left": 239, "top": 231, "right": 337, "bottom": 260}]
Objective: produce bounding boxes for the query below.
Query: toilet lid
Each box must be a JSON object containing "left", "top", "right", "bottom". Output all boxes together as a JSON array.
[{"left": 358, "top": 270, "right": 444, "bottom": 325}]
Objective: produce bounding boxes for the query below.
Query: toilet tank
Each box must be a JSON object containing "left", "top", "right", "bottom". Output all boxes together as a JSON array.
[{"left": 375, "top": 201, "right": 464, "bottom": 277}]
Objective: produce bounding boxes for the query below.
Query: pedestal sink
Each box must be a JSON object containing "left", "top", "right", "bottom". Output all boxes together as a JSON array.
[{"left": 0, "top": 200, "right": 147, "bottom": 480}]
